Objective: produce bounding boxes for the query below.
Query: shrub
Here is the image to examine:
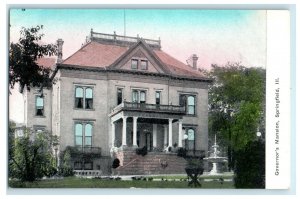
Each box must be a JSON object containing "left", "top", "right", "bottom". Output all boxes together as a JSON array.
[
  {"left": 136, "top": 146, "right": 147, "bottom": 156},
  {"left": 177, "top": 147, "right": 187, "bottom": 157},
  {"left": 44, "top": 166, "right": 58, "bottom": 178},
  {"left": 112, "top": 158, "right": 120, "bottom": 169},
  {"left": 9, "top": 129, "right": 58, "bottom": 182},
  {"left": 186, "top": 157, "right": 204, "bottom": 169},
  {"left": 58, "top": 166, "right": 74, "bottom": 177}
]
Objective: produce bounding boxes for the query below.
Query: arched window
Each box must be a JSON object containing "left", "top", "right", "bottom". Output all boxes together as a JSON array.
[
  {"left": 75, "top": 123, "right": 83, "bottom": 146},
  {"left": 187, "top": 96, "right": 195, "bottom": 115},
  {"left": 132, "top": 90, "right": 139, "bottom": 103},
  {"left": 85, "top": 88, "right": 93, "bottom": 109},
  {"left": 140, "top": 91, "right": 146, "bottom": 103},
  {"left": 75, "top": 123, "right": 93, "bottom": 147},
  {"left": 85, "top": 124, "right": 93, "bottom": 147},
  {"left": 75, "top": 87, "right": 83, "bottom": 108},
  {"left": 75, "top": 87, "right": 94, "bottom": 109},
  {"left": 187, "top": 128, "right": 195, "bottom": 150},
  {"left": 179, "top": 94, "right": 196, "bottom": 115}
]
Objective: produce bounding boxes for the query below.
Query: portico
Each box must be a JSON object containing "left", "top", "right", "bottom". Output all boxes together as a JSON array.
[{"left": 109, "top": 102, "right": 185, "bottom": 151}]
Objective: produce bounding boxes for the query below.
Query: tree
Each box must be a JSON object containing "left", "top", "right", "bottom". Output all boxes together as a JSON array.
[
  {"left": 205, "top": 63, "right": 265, "bottom": 171},
  {"left": 8, "top": 121, "right": 16, "bottom": 178},
  {"left": 9, "top": 126, "right": 58, "bottom": 182},
  {"left": 9, "top": 25, "right": 57, "bottom": 93},
  {"left": 234, "top": 139, "right": 265, "bottom": 188}
]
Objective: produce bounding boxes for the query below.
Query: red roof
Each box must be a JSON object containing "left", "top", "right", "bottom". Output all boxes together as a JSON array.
[
  {"left": 61, "top": 40, "right": 205, "bottom": 78},
  {"left": 63, "top": 41, "right": 128, "bottom": 67},
  {"left": 154, "top": 50, "right": 205, "bottom": 78},
  {"left": 36, "top": 57, "right": 56, "bottom": 69}
]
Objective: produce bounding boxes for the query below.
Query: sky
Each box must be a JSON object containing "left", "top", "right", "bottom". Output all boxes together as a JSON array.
[
  {"left": 9, "top": 9, "right": 267, "bottom": 123},
  {"left": 10, "top": 9, "right": 267, "bottom": 69}
]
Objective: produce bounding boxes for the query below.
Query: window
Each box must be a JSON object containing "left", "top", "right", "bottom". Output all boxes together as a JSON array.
[
  {"left": 75, "top": 87, "right": 93, "bottom": 109},
  {"left": 132, "top": 90, "right": 147, "bottom": 103},
  {"left": 132, "top": 90, "right": 139, "bottom": 103},
  {"left": 85, "top": 124, "right": 92, "bottom": 147},
  {"left": 84, "top": 162, "right": 93, "bottom": 170},
  {"left": 85, "top": 88, "right": 93, "bottom": 109},
  {"left": 76, "top": 123, "right": 93, "bottom": 147},
  {"left": 187, "top": 96, "right": 195, "bottom": 115},
  {"left": 186, "top": 128, "right": 195, "bottom": 150},
  {"left": 131, "top": 59, "right": 138, "bottom": 69},
  {"left": 140, "top": 91, "right": 146, "bottom": 103},
  {"left": 75, "top": 123, "right": 83, "bottom": 146},
  {"left": 155, "top": 91, "right": 161, "bottom": 105},
  {"left": 131, "top": 59, "right": 149, "bottom": 70},
  {"left": 36, "top": 96, "right": 44, "bottom": 116},
  {"left": 74, "top": 161, "right": 82, "bottom": 170},
  {"left": 141, "top": 60, "right": 148, "bottom": 70},
  {"left": 75, "top": 122, "right": 93, "bottom": 147},
  {"left": 33, "top": 126, "right": 46, "bottom": 134},
  {"left": 179, "top": 94, "right": 196, "bottom": 115},
  {"left": 75, "top": 87, "right": 83, "bottom": 108},
  {"left": 74, "top": 161, "right": 93, "bottom": 170},
  {"left": 117, "top": 88, "right": 123, "bottom": 105}
]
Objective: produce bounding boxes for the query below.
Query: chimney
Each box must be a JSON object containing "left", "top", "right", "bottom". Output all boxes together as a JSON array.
[
  {"left": 192, "top": 54, "right": 198, "bottom": 69},
  {"left": 56, "top": 39, "right": 64, "bottom": 63}
]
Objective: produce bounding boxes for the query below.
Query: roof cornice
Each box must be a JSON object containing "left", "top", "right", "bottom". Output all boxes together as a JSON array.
[{"left": 57, "top": 63, "right": 213, "bottom": 83}]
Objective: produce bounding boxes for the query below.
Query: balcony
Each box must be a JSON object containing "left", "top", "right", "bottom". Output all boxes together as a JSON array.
[
  {"left": 67, "top": 146, "right": 102, "bottom": 158},
  {"left": 111, "top": 101, "right": 186, "bottom": 116}
]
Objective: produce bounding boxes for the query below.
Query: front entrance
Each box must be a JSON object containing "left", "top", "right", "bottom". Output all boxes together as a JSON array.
[{"left": 145, "top": 132, "right": 152, "bottom": 151}]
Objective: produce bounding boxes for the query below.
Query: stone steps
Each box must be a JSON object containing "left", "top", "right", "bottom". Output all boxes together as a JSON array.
[{"left": 113, "top": 151, "right": 188, "bottom": 175}]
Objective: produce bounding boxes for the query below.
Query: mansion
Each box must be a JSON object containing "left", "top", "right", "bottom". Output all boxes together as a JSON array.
[{"left": 23, "top": 30, "right": 212, "bottom": 175}]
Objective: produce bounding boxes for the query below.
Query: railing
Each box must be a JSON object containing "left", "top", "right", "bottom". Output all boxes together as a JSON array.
[
  {"left": 112, "top": 101, "right": 186, "bottom": 115},
  {"left": 90, "top": 30, "right": 161, "bottom": 48},
  {"left": 68, "top": 146, "right": 102, "bottom": 157}
]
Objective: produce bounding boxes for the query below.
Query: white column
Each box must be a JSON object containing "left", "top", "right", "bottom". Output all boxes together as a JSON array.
[
  {"left": 164, "top": 125, "right": 168, "bottom": 147},
  {"left": 168, "top": 118, "right": 173, "bottom": 147},
  {"left": 153, "top": 124, "right": 157, "bottom": 148},
  {"left": 111, "top": 121, "right": 115, "bottom": 147},
  {"left": 122, "top": 116, "right": 128, "bottom": 146},
  {"left": 178, "top": 119, "right": 183, "bottom": 147},
  {"left": 133, "top": 116, "right": 138, "bottom": 147}
]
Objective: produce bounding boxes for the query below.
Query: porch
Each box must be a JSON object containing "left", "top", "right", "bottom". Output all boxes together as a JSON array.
[{"left": 109, "top": 102, "right": 187, "bottom": 152}]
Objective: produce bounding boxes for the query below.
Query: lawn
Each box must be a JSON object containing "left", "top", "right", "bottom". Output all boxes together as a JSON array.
[{"left": 9, "top": 177, "right": 235, "bottom": 188}]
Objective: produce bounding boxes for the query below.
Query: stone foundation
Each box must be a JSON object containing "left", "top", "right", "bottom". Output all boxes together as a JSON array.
[{"left": 112, "top": 150, "right": 187, "bottom": 175}]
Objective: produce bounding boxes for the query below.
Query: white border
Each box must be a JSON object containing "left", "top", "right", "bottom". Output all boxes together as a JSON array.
[
  {"left": 2, "top": 1, "right": 298, "bottom": 198},
  {"left": 265, "top": 10, "right": 290, "bottom": 189}
]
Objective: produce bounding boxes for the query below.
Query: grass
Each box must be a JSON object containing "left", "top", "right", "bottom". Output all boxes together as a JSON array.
[
  {"left": 152, "top": 175, "right": 233, "bottom": 180},
  {"left": 8, "top": 177, "right": 235, "bottom": 189}
]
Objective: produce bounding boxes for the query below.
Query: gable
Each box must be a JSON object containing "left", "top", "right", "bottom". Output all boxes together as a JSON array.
[{"left": 109, "top": 41, "right": 168, "bottom": 74}]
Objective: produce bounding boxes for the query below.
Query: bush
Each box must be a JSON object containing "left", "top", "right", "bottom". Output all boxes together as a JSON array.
[
  {"left": 186, "top": 157, "right": 204, "bottom": 169},
  {"left": 9, "top": 129, "right": 58, "bottom": 182},
  {"left": 44, "top": 166, "right": 58, "bottom": 178},
  {"left": 234, "top": 140, "right": 265, "bottom": 188},
  {"left": 58, "top": 166, "right": 74, "bottom": 177},
  {"left": 177, "top": 147, "right": 187, "bottom": 157},
  {"left": 112, "top": 158, "right": 120, "bottom": 169},
  {"left": 136, "top": 146, "right": 147, "bottom": 156}
]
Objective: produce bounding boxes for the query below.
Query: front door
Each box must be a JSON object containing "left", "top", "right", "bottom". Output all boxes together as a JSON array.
[{"left": 145, "top": 133, "right": 152, "bottom": 151}]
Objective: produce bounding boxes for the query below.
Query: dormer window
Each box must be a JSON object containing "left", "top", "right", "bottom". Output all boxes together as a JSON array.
[
  {"left": 131, "top": 59, "right": 148, "bottom": 70},
  {"left": 141, "top": 60, "right": 148, "bottom": 70},
  {"left": 131, "top": 59, "right": 138, "bottom": 69}
]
